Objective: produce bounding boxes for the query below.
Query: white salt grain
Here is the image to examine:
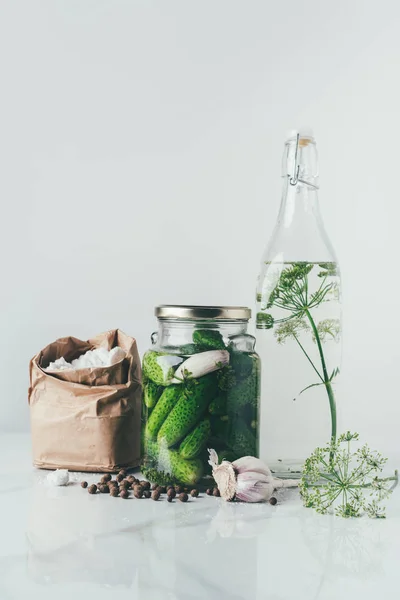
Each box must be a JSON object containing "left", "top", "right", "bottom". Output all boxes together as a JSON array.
[{"left": 47, "top": 469, "right": 70, "bottom": 486}]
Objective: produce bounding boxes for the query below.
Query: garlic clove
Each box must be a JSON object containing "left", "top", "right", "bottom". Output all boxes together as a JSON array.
[
  {"left": 232, "top": 456, "right": 272, "bottom": 477},
  {"left": 173, "top": 350, "right": 229, "bottom": 382},
  {"left": 235, "top": 470, "right": 274, "bottom": 503},
  {"left": 235, "top": 479, "right": 275, "bottom": 503}
]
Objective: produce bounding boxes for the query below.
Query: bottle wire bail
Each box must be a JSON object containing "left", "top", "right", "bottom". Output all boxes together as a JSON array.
[
  {"left": 289, "top": 133, "right": 301, "bottom": 186},
  {"left": 289, "top": 133, "right": 319, "bottom": 190}
]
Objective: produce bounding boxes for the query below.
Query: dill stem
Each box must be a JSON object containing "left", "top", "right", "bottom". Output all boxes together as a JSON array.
[{"left": 304, "top": 308, "right": 337, "bottom": 444}]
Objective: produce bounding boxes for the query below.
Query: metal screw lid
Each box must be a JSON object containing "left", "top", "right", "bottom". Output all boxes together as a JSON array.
[{"left": 155, "top": 305, "right": 251, "bottom": 321}]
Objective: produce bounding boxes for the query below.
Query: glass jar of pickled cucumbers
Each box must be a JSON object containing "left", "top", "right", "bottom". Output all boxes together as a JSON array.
[{"left": 141, "top": 305, "right": 261, "bottom": 486}]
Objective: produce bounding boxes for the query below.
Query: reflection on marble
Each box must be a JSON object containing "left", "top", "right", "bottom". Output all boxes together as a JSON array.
[{"left": 0, "top": 435, "right": 399, "bottom": 600}]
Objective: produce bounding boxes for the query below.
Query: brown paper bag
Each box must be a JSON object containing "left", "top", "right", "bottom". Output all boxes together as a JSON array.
[{"left": 29, "top": 329, "right": 142, "bottom": 472}]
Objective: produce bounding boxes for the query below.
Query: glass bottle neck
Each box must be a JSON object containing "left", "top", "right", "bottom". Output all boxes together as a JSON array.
[
  {"left": 279, "top": 133, "right": 322, "bottom": 229},
  {"left": 278, "top": 177, "right": 322, "bottom": 229},
  {"left": 261, "top": 132, "right": 337, "bottom": 263}
]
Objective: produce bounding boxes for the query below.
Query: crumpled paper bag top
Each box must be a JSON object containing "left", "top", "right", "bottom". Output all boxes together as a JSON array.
[{"left": 38, "top": 330, "right": 130, "bottom": 386}]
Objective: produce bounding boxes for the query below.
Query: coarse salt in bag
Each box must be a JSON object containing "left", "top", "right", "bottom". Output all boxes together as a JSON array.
[{"left": 29, "top": 329, "right": 142, "bottom": 472}]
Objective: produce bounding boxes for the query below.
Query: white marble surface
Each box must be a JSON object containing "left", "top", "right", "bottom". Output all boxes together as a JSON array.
[{"left": 1, "top": 434, "right": 399, "bottom": 600}]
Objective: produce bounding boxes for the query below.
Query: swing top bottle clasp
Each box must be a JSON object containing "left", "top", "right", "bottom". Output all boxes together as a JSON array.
[{"left": 287, "top": 132, "right": 320, "bottom": 190}]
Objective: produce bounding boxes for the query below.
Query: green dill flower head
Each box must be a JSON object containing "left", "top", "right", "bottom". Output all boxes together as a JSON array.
[
  {"left": 365, "top": 500, "right": 387, "bottom": 519},
  {"left": 300, "top": 433, "right": 396, "bottom": 519},
  {"left": 338, "top": 432, "right": 359, "bottom": 443},
  {"left": 312, "top": 319, "right": 341, "bottom": 343},
  {"left": 275, "top": 318, "right": 310, "bottom": 344}
]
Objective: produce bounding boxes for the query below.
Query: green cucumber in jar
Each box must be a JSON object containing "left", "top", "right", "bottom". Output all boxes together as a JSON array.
[
  {"left": 143, "top": 381, "right": 163, "bottom": 409},
  {"left": 208, "top": 393, "right": 227, "bottom": 416},
  {"left": 229, "top": 351, "right": 254, "bottom": 379},
  {"left": 158, "top": 448, "right": 204, "bottom": 484},
  {"left": 210, "top": 415, "right": 229, "bottom": 444},
  {"left": 145, "top": 385, "right": 183, "bottom": 439},
  {"left": 157, "top": 374, "right": 217, "bottom": 447},
  {"left": 142, "top": 437, "right": 160, "bottom": 466},
  {"left": 179, "top": 418, "right": 211, "bottom": 459},
  {"left": 227, "top": 363, "right": 259, "bottom": 411},
  {"left": 228, "top": 419, "right": 257, "bottom": 457},
  {"left": 142, "top": 350, "right": 183, "bottom": 386},
  {"left": 192, "top": 329, "right": 226, "bottom": 350}
]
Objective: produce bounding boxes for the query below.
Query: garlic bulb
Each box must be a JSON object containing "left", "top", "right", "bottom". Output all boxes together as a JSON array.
[
  {"left": 173, "top": 350, "right": 229, "bottom": 382},
  {"left": 208, "top": 449, "right": 298, "bottom": 503}
]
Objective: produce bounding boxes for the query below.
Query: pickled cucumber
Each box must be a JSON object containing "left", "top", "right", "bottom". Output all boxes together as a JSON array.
[
  {"left": 157, "top": 447, "right": 203, "bottom": 484},
  {"left": 179, "top": 418, "right": 211, "bottom": 459},
  {"left": 145, "top": 385, "right": 182, "bottom": 439},
  {"left": 230, "top": 351, "right": 253, "bottom": 379},
  {"left": 210, "top": 415, "right": 229, "bottom": 444},
  {"left": 143, "top": 381, "right": 162, "bottom": 409},
  {"left": 193, "top": 329, "right": 226, "bottom": 350},
  {"left": 157, "top": 375, "right": 217, "bottom": 447},
  {"left": 142, "top": 350, "right": 183, "bottom": 386},
  {"left": 167, "top": 450, "right": 203, "bottom": 484},
  {"left": 142, "top": 437, "right": 160, "bottom": 466},
  {"left": 228, "top": 419, "right": 257, "bottom": 456},
  {"left": 143, "top": 443, "right": 203, "bottom": 484},
  {"left": 208, "top": 394, "right": 227, "bottom": 416},
  {"left": 227, "top": 362, "right": 260, "bottom": 411}
]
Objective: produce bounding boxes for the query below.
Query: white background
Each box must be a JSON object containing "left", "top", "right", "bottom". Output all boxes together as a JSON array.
[{"left": 2, "top": 0, "right": 399, "bottom": 454}]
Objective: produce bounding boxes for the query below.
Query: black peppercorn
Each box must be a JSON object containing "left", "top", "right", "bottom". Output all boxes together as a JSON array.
[
  {"left": 88, "top": 484, "right": 97, "bottom": 494},
  {"left": 120, "top": 489, "right": 129, "bottom": 499},
  {"left": 151, "top": 490, "right": 161, "bottom": 501},
  {"left": 212, "top": 488, "right": 220, "bottom": 497},
  {"left": 190, "top": 489, "right": 199, "bottom": 498},
  {"left": 141, "top": 481, "right": 151, "bottom": 490},
  {"left": 269, "top": 497, "right": 277, "bottom": 506},
  {"left": 143, "top": 490, "right": 151, "bottom": 498},
  {"left": 120, "top": 480, "right": 130, "bottom": 489},
  {"left": 116, "top": 474, "right": 124, "bottom": 482},
  {"left": 119, "top": 469, "right": 127, "bottom": 478},
  {"left": 179, "top": 493, "right": 188, "bottom": 502},
  {"left": 175, "top": 485, "right": 183, "bottom": 494},
  {"left": 99, "top": 484, "right": 110, "bottom": 494},
  {"left": 167, "top": 488, "right": 176, "bottom": 499},
  {"left": 151, "top": 482, "right": 159, "bottom": 490},
  {"left": 110, "top": 486, "right": 119, "bottom": 497},
  {"left": 134, "top": 488, "right": 144, "bottom": 499},
  {"left": 157, "top": 485, "right": 167, "bottom": 494},
  {"left": 167, "top": 495, "right": 173, "bottom": 503},
  {"left": 81, "top": 481, "right": 88, "bottom": 489},
  {"left": 101, "top": 474, "right": 112, "bottom": 483},
  {"left": 127, "top": 475, "right": 137, "bottom": 484},
  {"left": 206, "top": 488, "right": 213, "bottom": 496}
]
